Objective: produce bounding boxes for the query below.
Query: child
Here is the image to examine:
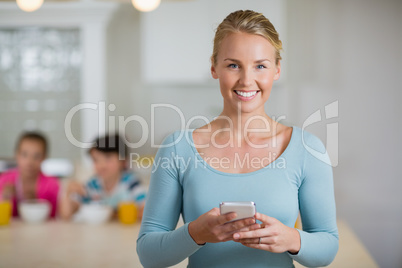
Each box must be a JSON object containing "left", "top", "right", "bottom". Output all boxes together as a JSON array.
[
  {"left": 0, "top": 132, "right": 60, "bottom": 218},
  {"left": 60, "top": 134, "right": 146, "bottom": 220}
]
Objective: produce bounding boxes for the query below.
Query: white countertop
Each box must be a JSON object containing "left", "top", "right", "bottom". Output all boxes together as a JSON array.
[{"left": 0, "top": 219, "right": 378, "bottom": 268}]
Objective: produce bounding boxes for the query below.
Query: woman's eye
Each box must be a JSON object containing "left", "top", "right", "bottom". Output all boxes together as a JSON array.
[
  {"left": 228, "top": 63, "right": 239, "bottom": 69},
  {"left": 256, "top": 64, "right": 266, "bottom": 69}
]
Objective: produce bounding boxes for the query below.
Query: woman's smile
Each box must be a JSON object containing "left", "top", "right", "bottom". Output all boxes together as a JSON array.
[{"left": 234, "top": 90, "right": 260, "bottom": 101}]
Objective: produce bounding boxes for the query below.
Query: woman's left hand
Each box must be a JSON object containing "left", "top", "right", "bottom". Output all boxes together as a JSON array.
[{"left": 232, "top": 212, "right": 301, "bottom": 254}]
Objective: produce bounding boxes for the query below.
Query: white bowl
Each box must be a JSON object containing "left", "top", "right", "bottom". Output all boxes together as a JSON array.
[
  {"left": 18, "top": 199, "right": 51, "bottom": 223},
  {"left": 80, "top": 204, "right": 112, "bottom": 225}
]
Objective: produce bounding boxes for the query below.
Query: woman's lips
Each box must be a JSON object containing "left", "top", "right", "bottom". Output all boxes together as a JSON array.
[{"left": 234, "top": 90, "right": 259, "bottom": 101}]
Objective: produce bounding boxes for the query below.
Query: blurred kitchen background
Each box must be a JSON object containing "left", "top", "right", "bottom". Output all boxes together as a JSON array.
[{"left": 0, "top": 0, "right": 400, "bottom": 267}]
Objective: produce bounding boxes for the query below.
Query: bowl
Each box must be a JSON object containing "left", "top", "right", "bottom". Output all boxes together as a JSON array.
[
  {"left": 18, "top": 199, "right": 51, "bottom": 223},
  {"left": 80, "top": 203, "right": 113, "bottom": 225}
]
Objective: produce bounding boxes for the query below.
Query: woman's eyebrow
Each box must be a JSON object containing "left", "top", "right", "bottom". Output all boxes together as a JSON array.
[
  {"left": 255, "top": 59, "right": 271, "bottom": 63},
  {"left": 224, "top": 58, "right": 240, "bottom": 62},
  {"left": 223, "top": 58, "right": 271, "bottom": 63}
]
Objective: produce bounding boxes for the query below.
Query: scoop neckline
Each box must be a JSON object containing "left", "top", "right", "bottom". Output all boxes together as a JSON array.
[{"left": 188, "top": 126, "right": 296, "bottom": 177}]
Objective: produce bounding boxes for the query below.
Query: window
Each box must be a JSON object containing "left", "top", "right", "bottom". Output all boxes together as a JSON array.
[{"left": 0, "top": 27, "right": 81, "bottom": 160}]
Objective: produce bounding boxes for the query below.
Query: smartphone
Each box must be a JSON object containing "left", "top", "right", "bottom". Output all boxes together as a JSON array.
[{"left": 219, "top": 201, "right": 256, "bottom": 222}]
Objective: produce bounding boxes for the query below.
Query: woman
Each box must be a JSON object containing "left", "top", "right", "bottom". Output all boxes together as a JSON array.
[{"left": 137, "top": 10, "right": 338, "bottom": 268}]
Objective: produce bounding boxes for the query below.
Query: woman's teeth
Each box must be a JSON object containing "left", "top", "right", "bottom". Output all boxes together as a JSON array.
[{"left": 235, "top": 90, "right": 258, "bottom": 98}]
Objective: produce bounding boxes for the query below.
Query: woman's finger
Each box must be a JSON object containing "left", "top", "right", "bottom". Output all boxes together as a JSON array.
[
  {"left": 233, "top": 227, "right": 267, "bottom": 240},
  {"left": 255, "top": 212, "right": 277, "bottom": 225},
  {"left": 239, "top": 236, "right": 276, "bottom": 244},
  {"left": 237, "top": 238, "right": 260, "bottom": 244},
  {"left": 241, "top": 242, "right": 273, "bottom": 251},
  {"left": 237, "top": 223, "right": 261, "bottom": 232},
  {"left": 222, "top": 217, "right": 256, "bottom": 233},
  {"left": 217, "top": 212, "right": 237, "bottom": 225}
]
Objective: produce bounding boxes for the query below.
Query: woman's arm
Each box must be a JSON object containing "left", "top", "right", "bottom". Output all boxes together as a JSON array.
[
  {"left": 289, "top": 133, "right": 339, "bottom": 266},
  {"left": 233, "top": 133, "right": 338, "bottom": 267},
  {"left": 136, "top": 133, "right": 203, "bottom": 267}
]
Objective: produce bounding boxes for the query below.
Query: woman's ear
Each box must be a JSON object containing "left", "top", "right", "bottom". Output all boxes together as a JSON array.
[
  {"left": 273, "top": 60, "right": 281, "bottom": 81},
  {"left": 211, "top": 65, "right": 219, "bottom": 79}
]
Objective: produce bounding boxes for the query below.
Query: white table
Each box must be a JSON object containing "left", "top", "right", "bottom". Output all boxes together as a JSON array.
[{"left": 0, "top": 220, "right": 378, "bottom": 268}]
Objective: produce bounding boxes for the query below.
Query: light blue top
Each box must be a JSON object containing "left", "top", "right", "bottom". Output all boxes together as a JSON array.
[{"left": 137, "top": 126, "right": 338, "bottom": 268}]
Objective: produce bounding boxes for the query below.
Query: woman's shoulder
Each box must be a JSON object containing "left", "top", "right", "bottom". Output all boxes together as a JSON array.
[
  {"left": 290, "top": 126, "right": 331, "bottom": 167},
  {"left": 163, "top": 129, "right": 192, "bottom": 141},
  {"left": 158, "top": 129, "right": 194, "bottom": 151},
  {"left": 291, "top": 126, "right": 327, "bottom": 153}
]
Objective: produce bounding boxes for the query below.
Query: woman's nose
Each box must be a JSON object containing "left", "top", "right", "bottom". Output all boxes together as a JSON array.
[{"left": 239, "top": 68, "right": 254, "bottom": 87}]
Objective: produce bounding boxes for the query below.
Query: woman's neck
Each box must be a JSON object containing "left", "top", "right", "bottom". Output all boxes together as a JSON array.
[{"left": 216, "top": 108, "right": 279, "bottom": 140}]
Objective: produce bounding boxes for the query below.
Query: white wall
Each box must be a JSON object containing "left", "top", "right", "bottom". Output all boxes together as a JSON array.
[
  {"left": 106, "top": 5, "right": 152, "bottom": 157},
  {"left": 286, "top": 1, "right": 402, "bottom": 267}
]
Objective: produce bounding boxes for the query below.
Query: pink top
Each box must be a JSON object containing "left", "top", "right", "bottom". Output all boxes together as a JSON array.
[{"left": 0, "top": 169, "right": 60, "bottom": 218}]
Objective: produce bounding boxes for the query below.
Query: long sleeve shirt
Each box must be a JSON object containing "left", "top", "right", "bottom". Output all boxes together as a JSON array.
[{"left": 137, "top": 126, "right": 338, "bottom": 268}]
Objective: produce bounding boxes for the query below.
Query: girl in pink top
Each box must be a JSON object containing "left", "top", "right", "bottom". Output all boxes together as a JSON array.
[{"left": 0, "top": 132, "right": 60, "bottom": 218}]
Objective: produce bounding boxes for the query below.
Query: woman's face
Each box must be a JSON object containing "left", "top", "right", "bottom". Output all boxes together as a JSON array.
[{"left": 211, "top": 32, "right": 281, "bottom": 115}]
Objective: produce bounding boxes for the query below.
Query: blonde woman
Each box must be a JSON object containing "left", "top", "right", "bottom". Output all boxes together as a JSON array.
[{"left": 137, "top": 10, "right": 338, "bottom": 268}]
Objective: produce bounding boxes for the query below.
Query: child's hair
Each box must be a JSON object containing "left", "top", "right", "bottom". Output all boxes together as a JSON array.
[
  {"left": 89, "top": 134, "right": 127, "bottom": 159},
  {"left": 15, "top": 131, "right": 48, "bottom": 156},
  {"left": 211, "top": 10, "right": 283, "bottom": 66}
]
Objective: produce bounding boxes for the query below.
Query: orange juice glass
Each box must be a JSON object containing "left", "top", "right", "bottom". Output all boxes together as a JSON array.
[
  {"left": 0, "top": 200, "right": 12, "bottom": 225},
  {"left": 118, "top": 201, "right": 137, "bottom": 224}
]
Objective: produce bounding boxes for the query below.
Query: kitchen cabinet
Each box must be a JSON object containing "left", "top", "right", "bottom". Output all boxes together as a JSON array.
[{"left": 140, "top": 0, "right": 286, "bottom": 85}]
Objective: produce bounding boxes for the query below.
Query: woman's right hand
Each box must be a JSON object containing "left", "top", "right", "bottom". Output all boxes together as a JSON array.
[{"left": 188, "top": 207, "right": 260, "bottom": 245}]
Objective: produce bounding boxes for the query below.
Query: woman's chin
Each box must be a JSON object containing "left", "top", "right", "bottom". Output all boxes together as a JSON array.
[{"left": 232, "top": 102, "right": 266, "bottom": 115}]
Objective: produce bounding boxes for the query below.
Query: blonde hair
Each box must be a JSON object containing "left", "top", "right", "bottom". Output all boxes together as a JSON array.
[{"left": 211, "top": 10, "right": 283, "bottom": 66}]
